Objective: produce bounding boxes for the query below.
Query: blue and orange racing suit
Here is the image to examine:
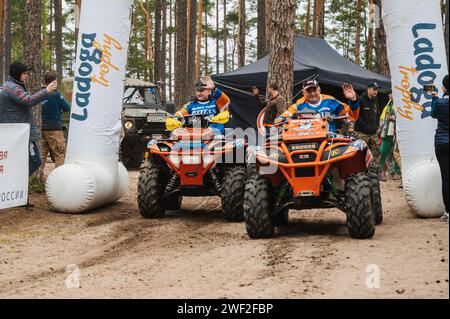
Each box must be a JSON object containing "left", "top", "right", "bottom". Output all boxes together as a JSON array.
[
  {"left": 280, "top": 94, "right": 360, "bottom": 133},
  {"left": 175, "top": 88, "right": 230, "bottom": 135}
]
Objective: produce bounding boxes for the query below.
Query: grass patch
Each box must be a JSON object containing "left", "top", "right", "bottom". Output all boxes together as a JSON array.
[{"left": 29, "top": 176, "right": 45, "bottom": 194}]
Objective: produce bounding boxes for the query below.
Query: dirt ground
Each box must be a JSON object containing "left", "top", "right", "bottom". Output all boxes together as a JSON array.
[{"left": 0, "top": 164, "right": 448, "bottom": 299}]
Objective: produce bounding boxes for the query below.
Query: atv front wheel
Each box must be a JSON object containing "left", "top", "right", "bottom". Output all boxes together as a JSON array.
[
  {"left": 244, "top": 175, "right": 274, "bottom": 239},
  {"left": 137, "top": 161, "right": 167, "bottom": 218},
  {"left": 221, "top": 166, "right": 246, "bottom": 222},
  {"left": 369, "top": 171, "right": 383, "bottom": 225},
  {"left": 344, "top": 172, "right": 376, "bottom": 239}
]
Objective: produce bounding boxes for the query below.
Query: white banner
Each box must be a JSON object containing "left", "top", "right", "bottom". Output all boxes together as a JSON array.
[
  {"left": 382, "top": 0, "right": 448, "bottom": 158},
  {"left": 0, "top": 124, "right": 30, "bottom": 209},
  {"left": 66, "top": 0, "right": 132, "bottom": 164},
  {"left": 382, "top": 0, "right": 448, "bottom": 217}
]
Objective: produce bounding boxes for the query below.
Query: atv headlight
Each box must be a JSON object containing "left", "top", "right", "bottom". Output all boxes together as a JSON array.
[
  {"left": 289, "top": 143, "right": 319, "bottom": 151},
  {"left": 147, "top": 139, "right": 157, "bottom": 148},
  {"left": 124, "top": 120, "right": 134, "bottom": 130},
  {"left": 169, "top": 154, "right": 181, "bottom": 168},
  {"left": 182, "top": 155, "right": 201, "bottom": 165}
]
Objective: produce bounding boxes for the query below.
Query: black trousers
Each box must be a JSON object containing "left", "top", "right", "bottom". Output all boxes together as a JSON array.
[{"left": 435, "top": 143, "right": 449, "bottom": 213}]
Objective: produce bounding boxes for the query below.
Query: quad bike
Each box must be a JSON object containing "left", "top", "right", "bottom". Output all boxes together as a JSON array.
[
  {"left": 137, "top": 111, "right": 247, "bottom": 221},
  {"left": 244, "top": 109, "right": 383, "bottom": 239}
]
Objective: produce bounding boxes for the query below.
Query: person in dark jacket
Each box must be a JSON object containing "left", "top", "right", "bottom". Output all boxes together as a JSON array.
[
  {"left": 355, "top": 82, "right": 383, "bottom": 174},
  {"left": 40, "top": 71, "right": 70, "bottom": 172},
  {"left": 431, "top": 75, "right": 449, "bottom": 222},
  {"left": 0, "top": 61, "right": 57, "bottom": 177},
  {"left": 252, "top": 83, "right": 286, "bottom": 138}
]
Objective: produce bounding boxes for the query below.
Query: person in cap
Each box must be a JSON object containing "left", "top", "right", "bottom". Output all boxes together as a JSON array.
[
  {"left": 431, "top": 74, "right": 449, "bottom": 222},
  {"left": 175, "top": 76, "right": 230, "bottom": 135},
  {"left": 354, "top": 81, "right": 384, "bottom": 174},
  {"left": 278, "top": 79, "right": 360, "bottom": 133},
  {"left": 0, "top": 61, "right": 58, "bottom": 179}
]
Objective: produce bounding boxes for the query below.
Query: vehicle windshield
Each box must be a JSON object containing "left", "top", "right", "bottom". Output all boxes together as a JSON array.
[{"left": 123, "top": 87, "right": 161, "bottom": 107}]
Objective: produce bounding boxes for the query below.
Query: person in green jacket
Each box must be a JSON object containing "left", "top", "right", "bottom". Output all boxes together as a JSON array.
[{"left": 378, "top": 92, "right": 401, "bottom": 181}]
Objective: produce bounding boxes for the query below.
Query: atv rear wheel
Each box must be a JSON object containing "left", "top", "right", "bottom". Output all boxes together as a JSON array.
[
  {"left": 244, "top": 175, "right": 274, "bottom": 239},
  {"left": 221, "top": 166, "right": 246, "bottom": 222},
  {"left": 369, "top": 171, "right": 383, "bottom": 225},
  {"left": 344, "top": 172, "right": 376, "bottom": 239},
  {"left": 137, "top": 161, "right": 167, "bottom": 218}
]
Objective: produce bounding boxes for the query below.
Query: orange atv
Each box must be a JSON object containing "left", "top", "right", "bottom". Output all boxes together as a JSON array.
[
  {"left": 137, "top": 111, "right": 247, "bottom": 221},
  {"left": 244, "top": 109, "right": 382, "bottom": 239}
]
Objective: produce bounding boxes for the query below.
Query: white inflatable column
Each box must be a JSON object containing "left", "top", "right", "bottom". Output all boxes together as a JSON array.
[
  {"left": 382, "top": 0, "right": 448, "bottom": 217},
  {"left": 45, "top": 0, "right": 133, "bottom": 213}
]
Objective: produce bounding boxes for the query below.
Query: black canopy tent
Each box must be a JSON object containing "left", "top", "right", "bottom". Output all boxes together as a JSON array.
[{"left": 211, "top": 35, "right": 391, "bottom": 130}]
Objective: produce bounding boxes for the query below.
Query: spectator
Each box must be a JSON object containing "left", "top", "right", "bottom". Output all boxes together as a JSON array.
[
  {"left": 355, "top": 82, "right": 382, "bottom": 174},
  {"left": 0, "top": 61, "right": 57, "bottom": 177},
  {"left": 252, "top": 84, "right": 286, "bottom": 138},
  {"left": 40, "top": 71, "right": 71, "bottom": 172},
  {"left": 378, "top": 92, "right": 401, "bottom": 182},
  {"left": 431, "top": 75, "right": 449, "bottom": 223}
]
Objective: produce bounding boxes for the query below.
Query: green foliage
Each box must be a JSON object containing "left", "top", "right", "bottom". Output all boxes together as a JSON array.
[{"left": 29, "top": 176, "right": 45, "bottom": 194}]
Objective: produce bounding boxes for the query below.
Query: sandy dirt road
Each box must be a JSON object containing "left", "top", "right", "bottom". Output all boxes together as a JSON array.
[{"left": 0, "top": 165, "right": 448, "bottom": 299}]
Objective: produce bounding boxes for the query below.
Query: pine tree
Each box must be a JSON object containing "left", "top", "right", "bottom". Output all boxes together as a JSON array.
[
  {"left": 267, "top": 0, "right": 296, "bottom": 106},
  {"left": 175, "top": 0, "right": 187, "bottom": 107},
  {"left": 54, "top": 0, "right": 63, "bottom": 85},
  {"left": 237, "top": 0, "right": 245, "bottom": 67}
]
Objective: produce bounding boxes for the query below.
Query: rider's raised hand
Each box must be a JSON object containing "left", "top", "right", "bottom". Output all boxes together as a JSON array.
[
  {"left": 342, "top": 83, "right": 357, "bottom": 102},
  {"left": 205, "top": 76, "right": 215, "bottom": 90}
]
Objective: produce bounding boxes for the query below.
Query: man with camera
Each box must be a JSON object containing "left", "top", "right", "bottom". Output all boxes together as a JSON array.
[{"left": 0, "top": 61, "right": 57, "bottom": 177}]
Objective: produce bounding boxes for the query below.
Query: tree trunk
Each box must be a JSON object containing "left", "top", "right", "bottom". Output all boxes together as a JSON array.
[
  {"left": 75, "top": 0, "right": 81, "bottom": 53},
  {"left": 223, "top": 0, "right": 227, "bottom": 72},
  {"left": 204, "top": 7, "right": 208, "bottom": 74},
  {"left": 257, "top": 0, "right": 266, "bottom": 59},
  {"left": 305, "top": 0, "right": 311, "bottom": 36},
  {"left": 374, "top": 0, "right": 390, "bottom": 77},
  {"left": 154, "top": 0, "right": 162, "bottom": 82},
  {"left": 3, "top": 0, "right": 10, "bottom": 81},
  {"left": 312, "top": 0, "right": 325, "bottom": 38},
  {"left": 54, "top": 0, "right": 63, "bottom": 85},
  {"left": 187, "top": 0, "right": 197, "bottom": 88},
  {"left": 139, "top": 0, "right": 152, "bottom": 82},
  {"left": 161, "top": 0, "right": 167, "bottom": 100},
  {"left": 196, "top": 0, "right": 202, "bottom": 80},
  {"left": 237, "top": 0, "right": 245, "bottom": 67},
  {"left": 354, "top": 0, "right": 362, "bottom": 65},
  {"left": 267, "top": 0, "right": 296, "bottom": 106},
  {"left": 24, "top": 0, "right": 43, "bottom": 179},
  {"left": 366, "top": 0, "right": 374, "bottom": 70},
  {"left": 216, "top": 0, "right": 220, "bottom": 72},
  {"left": 169, "top": 0, "right": 173, "bottom": 100},
  {"left": 265, "top": 0, "right": 272, "bottom": 51},
  {"left": 0, "top": 0, "right": 4, "bottom": 83},
  {"left": 175, "top": 0, "right": 187, "bottom": 108}
]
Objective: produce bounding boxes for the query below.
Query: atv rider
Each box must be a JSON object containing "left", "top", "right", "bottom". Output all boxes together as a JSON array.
[
  {"left": 175, "top": 76, "right": 230, "bottom": 135},
  {"left": 277, "top": 80, "right": 360, "bottom": 133}
]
